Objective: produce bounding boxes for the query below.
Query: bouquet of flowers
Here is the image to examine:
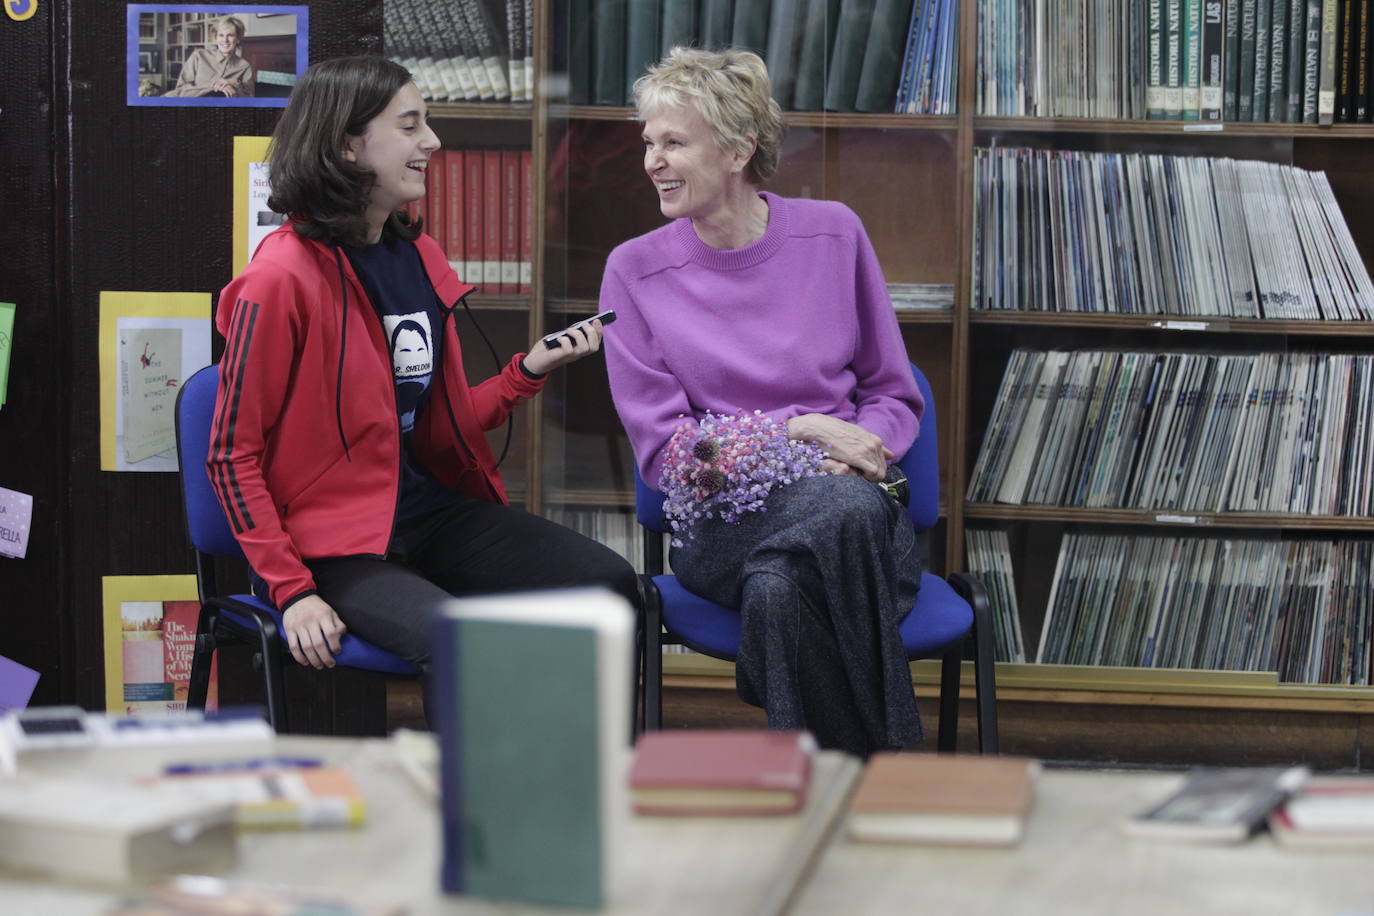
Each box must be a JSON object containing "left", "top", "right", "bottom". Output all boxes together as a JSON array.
[{"left": 660, "top": 411, "right": 828, "bottom": 546}]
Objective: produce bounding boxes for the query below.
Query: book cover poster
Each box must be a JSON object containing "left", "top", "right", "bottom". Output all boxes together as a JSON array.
[
  {"left": 233, "top": 135, "right": 274, "bottom": 275},
  {"left": 102, "top": 575, "right": 217, "bottom": 715},
  {"left": 0, "top": 653, "right": 39, "bottom": 713},
  {"left": 126, "top": 5, "right": 310, "bottom": 108},
  {"left": 122, "top": 326, "right": 182, "bottom": 464},
  {"left": 0, "top": 301, "right": 14, "bottom": 408},
  {"left": 99, "top": 291, "right": 212, "bottom": 472},
  {"left": 0, "top": 485, "right": 32, "bottom": 559}
]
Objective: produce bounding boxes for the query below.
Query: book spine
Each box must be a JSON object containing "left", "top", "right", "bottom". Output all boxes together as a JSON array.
[
  {"left": 426, "top": 152, "right": 446, "bottom": 255},
  {"left": 446, "top": 151, "right": 466, "bottom": 275},
  {"left": 1266, "top": 0, "right": 1288, "bottom": 121},
  {"left": 1253, "top": 0, "right": 1272, "bottom": 119},
  {"left": 824, "top": 0, "right": 875, "bottom": 112},
  {"left": 1167, "top": 0, "right": 1185, "bottom": 116},
  {"left": 1303, "top": 0, "right": 1324, "bottom": 120},
  {"left": 1153, "top": 0, "right": 1172, "bottom": 116},
  {"left": 458, "top": 0, "right": 511, "bottom": 100},
  {"left": 1319, "top": 0, "right": 1339, "bottom": 120},
  {"left": 1287, "top": 0, "right": 1308, "bottom": 118},
  {"left": 1239, "top": 0, "right": 1258, "bottom": 119},
  {"left": 591, "top": 0, "right": 628, "bottom": 106},
  {"left": 1202, "top": 0, "right": 1226, "bottom": 116},
  {"left": 524, "top": 0, "right": 534, "bottom": 103},
  {"left": 500, "top": 150, "right": 520, "bottom": 294},
  {"left": 519, "top": 149, "right": 532, "bottom": 294},
  {"left": 1357, "top": 0, "right": 1371, "bottom": 119},
  {"left": 661, "top": 0, "right": 700, "bottom": 56},
  {"left": 507, "top": 0, "right": 526, "bottom": 102},
  {"left": 1184, "top": 0, "right": 1203, "bottom": 117},
  {"left": 482, "top": 150, "right": 503, "bottom": 290},
  {"left": 1224, "top": 0, "right": 1242, "bottom": 117},
  {"left": 625, "top": 0, "right": 662, "bottom": 104},
  {"left": 699, "top": 0, "right": 735, "bottom": 48},
  {"left": 464, "top": 151, "right": 484, "bottom": 283},
  {"left": 732, "top": 0, "right": 772, "bottom": 52},
  {"left": 1338, "top": 0, "right": 1355, "bottom": 119}
]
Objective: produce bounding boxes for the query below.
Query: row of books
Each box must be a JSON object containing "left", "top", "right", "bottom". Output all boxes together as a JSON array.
[
  {"left": 557, "top": 0, "right": 958, "bottom": 114},
  {"left": 973, "top": 147, "right": 1374, "bottom": 319},
  {"left": 1035, "top": 532, "right": 1373, "bottom": 685},
  {"left": 408, "top": 148, "right": 532, "bottom": 295},
  {"left": 887, "top": 282, "right": 954, "bottom": 311},
  {"left": 968, "top": 349, "right": 1374, "bottom": 517},
  {"left": 978, "top": 0, "right": 1374, "bottom": 123},
  {"left": 384, "top": 0, "right": 534, "bottom": 103},
  {"left": 963, "top": 528, "right": 1027, "bottom": 663}
]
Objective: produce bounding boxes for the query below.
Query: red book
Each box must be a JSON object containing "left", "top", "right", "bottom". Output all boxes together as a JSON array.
[
  {"left": 445, "top": 150, "right": 466, "bottom": 277},
  {"left": 500, "top": 150, "right": 521, "bottom": 296},
  {"left": 482, "top": 150, "right": 503, "bottom": 291},
  {"left": 464, "top": 150, "right": 485, "bottom": 288},
  {"left": 425, "top": 150, "right": 446, "bottom": 255},
  {"left": 519, "top": 149, "right": 532, "bottom": 294},
  {"left": 628, "top": 730, "right": 813, "bottom": 816}
]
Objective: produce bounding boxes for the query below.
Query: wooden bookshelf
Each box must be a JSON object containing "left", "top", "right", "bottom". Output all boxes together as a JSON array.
[{"left": 421, "top": 0, "right": 1374, "bottom": 735}]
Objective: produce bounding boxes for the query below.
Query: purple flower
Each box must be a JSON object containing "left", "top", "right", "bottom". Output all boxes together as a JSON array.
[{"left": 660, "top": 411, "right": 827, "bottom": 544}]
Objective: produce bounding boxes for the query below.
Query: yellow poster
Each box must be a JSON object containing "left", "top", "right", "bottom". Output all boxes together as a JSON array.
[
  {"left": 98, "top": 291, "right": 212, "bottom": 472},
  {"left": 101, "top": 574, "right": 216, "bottom": 716},
  {"left": 233, "top": 135, "right": 275, "bottom": 276}
]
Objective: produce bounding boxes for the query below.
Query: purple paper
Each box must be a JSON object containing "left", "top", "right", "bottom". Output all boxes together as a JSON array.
[
  {"left": 0, "top": 486, "right": 32, "bottom": 559},
  {"left": 0, "top": 654, "right": 39, "bottom": 712}
]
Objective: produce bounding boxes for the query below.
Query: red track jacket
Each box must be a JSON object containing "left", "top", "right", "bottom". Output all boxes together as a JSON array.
[{"left": 208, "top": 224, "right": 543, "bottom": 610}]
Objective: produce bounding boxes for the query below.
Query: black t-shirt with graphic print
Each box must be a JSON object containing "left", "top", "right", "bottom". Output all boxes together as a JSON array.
[{"left": 345, "top": 235, "right": 463, "bottom": 528}]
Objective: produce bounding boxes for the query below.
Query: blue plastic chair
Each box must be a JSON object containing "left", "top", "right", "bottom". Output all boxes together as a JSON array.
[
  {"left": 176, "top": 364, "right": 417, "bottom": 732},
  {"left": 636, "top": 364, "right": 999, "bottom": 752}
]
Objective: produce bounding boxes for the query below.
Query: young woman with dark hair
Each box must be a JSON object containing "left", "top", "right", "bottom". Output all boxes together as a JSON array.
[{"left": 209, "top": 56, "right": 636, "bottom": 720}]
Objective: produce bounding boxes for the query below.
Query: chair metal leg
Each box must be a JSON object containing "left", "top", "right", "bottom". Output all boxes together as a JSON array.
[
  {"left": 248, "top": 613, "right": 289, "bottom": 733},
  {"left": 937, "top": 645, "right": 962, "bottom": 752},
  {"left": 950, "top": 573, "right": 1000, "bottom": 754},
  {"left": 642, "top": 578, "right": 664, "bottom": 732},
  {"left": 186, "top": 604, "right": 217, "bottom": 712}
]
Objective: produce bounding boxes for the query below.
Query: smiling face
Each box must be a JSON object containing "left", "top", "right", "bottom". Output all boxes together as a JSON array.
[
  {"left": 213, "top": 23, "right": 240, "bottom": 55},
  {"left": 343, "top": 82, "right": 440, "bottom": 240},
  {"left": 642, "top": 103, "right": 751, "bottom": 225}
]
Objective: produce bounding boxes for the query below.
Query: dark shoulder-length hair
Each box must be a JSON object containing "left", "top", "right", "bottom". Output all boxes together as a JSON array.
[{"left": 267, "top": 55, "right": 421, "bottom": 247}]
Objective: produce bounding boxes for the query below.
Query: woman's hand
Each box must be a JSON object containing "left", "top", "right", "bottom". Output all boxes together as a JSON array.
[
  {"left": 282, "top": 594, "right": 347, "bottom": 668},
  {"left": 521, "top": 319, "right": 605, "bottom": 376},
  {"left": 788, "top": 413, "right": 894, "bottom": 482}
]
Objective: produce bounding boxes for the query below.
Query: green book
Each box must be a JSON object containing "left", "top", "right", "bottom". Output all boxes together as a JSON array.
[
  {"left": 1286, "top": 0, "right": 1309, "bottom": 119},
  {"left": 591, "top": 0, "right": 627, "bottom": 105},
  {"left": 793, "top": 0, "right": 841, "bottom": 111},
  {"left": 661, "top": 0, "right": 700, "bottom": 56},
  {"left": 1149, "top": 0, "right": 1169, "bottom": 117},
  {"left": 435, "top": 588, "right": 635, "bottom": 909},
  {"left": 624, "top": 0, "right": 662, "bottom": 104},
  {"left": 855, "top": 0, "right": 917, "bottom": 111},
  {"left": 700, "top": 0, "right": 735, "bottom": 49},
  {"left": 1239, "top": 0, "right": 1258, "bottom": 118},
  {"left": 765, "top": 0, "right": 807, "bottom": 107},
  {"left": 1301, "top": 0, "right": 1323, "bottom": 120},
  {"left": 1252, "top": 0, "right": 1272, "bottom": 119},
  {"left": 0, "top": 302, "right": 12, "bottom": 408},
  {"left": 1166, "top": 0, "right": 1185, "bottom": 116},
  {"left": 823, "top": 0, "right": 875, "bottom": 111},
  {"left": 731, "top": 0, "right": 772, "bottom": 53},
  {"left": 1224, "top": 0, "right": 1242, "bottom": 118},
  {"left": 558, "top": 0, "right": 594, "bottom": 104},
  {"left": 1201, "top": 0, "right": 1226, "bottom": 118},
  {"left": 1266, "top": 0, "right": 1289, "bottom": 121},
  {"left": 1183, "top": 0, "right": 1203, "bottom": 118},
  {"left": 1337, "top": 0, "right": 1354, "bottom": 120}
]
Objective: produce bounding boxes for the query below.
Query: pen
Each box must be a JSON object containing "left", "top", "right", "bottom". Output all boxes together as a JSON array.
[{"left": 164, "top": 756, "right": 324, "bottom": 775}]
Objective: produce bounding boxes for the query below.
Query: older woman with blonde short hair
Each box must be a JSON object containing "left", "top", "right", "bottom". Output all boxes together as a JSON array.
[
  {"left": 165, "top": 15, "right": 256, "bottom": 98},
  {"left": 602, "top": 47, "right": 926, "bottom": 758}
]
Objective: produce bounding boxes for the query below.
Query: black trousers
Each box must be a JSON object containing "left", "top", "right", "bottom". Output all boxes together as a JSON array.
[
  {"left": 297, "top": 496, "right": 641, "bottom": 724},
  {"left": 671, "top": 474, "right": 922, "bottom": 758}
]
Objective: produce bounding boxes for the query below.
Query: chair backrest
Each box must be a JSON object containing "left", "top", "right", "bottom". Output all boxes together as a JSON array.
[
  {"left": 175, "top": 363, "right": 246, "bottom": 559},
  {"left": 633, "top": 363, "right": 940, "bottom": 535}
]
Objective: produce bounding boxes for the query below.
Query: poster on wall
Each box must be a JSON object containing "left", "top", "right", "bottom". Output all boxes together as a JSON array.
[
  {"left": 102, "top": 574, "right": 218, "bottom": 715},
  {"left": 99, "top": 291, "right": 212, "bottom": 472},
  {"left": 233, "top": 135, "right": 278, "bottom": 275},
  {"left": 126, "top": 4, "right": 309, "bottom": 108}
]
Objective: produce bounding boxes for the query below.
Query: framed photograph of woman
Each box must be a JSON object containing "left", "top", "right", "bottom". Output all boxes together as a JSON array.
[{"left": 126, "top": 4, "right": 309, "bottom": 108}]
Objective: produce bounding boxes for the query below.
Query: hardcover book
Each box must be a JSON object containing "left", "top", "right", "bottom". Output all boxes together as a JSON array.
[
  {"left": 1123, "top": 766, "right": 1309, "bottom": 842},
  {"left": 847, "top": 753, "right": 1039, "bottom": 846},
  {"left": 629, "top": 729, "right": 814, "bottom": 815},
  {"left": 434, "top": 587, "right": 634, "bottom": 909},
  {"left": 1270, "top": 776, "right": 1374, "bottom": 849}
]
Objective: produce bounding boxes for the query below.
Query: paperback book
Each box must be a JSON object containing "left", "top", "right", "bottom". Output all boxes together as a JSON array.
[
  {"left": 1123, "top": 766, "right": 1309, "bottom": 843},
  {"left": 629, "top": 729, "right": 815, "bottom": 815}
]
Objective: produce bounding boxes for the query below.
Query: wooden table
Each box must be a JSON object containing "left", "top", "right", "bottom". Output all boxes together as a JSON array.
[
  {"left": 0, "top": 736, "right": 861, "bottom": 916},
  {"left": 794, "top": 767, "right": 1374, "bottom": 916}
]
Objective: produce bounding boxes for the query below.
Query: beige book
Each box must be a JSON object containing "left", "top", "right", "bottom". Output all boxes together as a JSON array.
[{"left": 123, "top": 327, "right": 182, "bottom": 464}]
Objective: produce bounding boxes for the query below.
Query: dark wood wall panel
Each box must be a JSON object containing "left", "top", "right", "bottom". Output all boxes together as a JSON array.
[{"left": 4, "top": 1, "right": 382, "bottom": 710}]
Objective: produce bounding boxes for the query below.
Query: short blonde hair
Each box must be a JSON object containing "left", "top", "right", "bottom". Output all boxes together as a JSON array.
[
  {"left": 213, "top": 16, "right": 246, "bottom": 40},
  {"left": 633, "top": 47, "right": 784, "bottom": 185}
]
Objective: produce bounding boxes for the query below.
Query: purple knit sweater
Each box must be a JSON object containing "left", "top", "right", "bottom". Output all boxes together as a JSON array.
[{"left": 602, "top": 191, "right": 924, "bottom": 488}]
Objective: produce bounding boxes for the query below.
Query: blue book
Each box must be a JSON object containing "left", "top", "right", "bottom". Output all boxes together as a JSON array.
[{"left": 435, "top": 588, "right": 635, "bottom": 908}]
